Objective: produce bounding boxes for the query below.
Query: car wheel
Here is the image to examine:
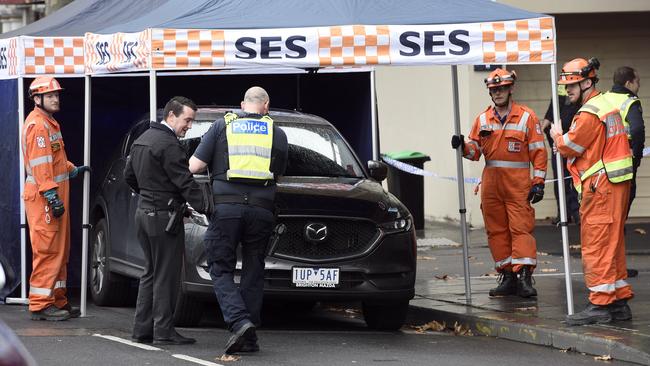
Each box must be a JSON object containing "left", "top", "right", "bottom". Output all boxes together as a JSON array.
[
  {"left": 89, "top": 218, "right": 133, "bottom": 306},
  {"left": 173, "top": 266, "right": 205, "bottom": 327},
  {"left": 362, "top": 300, "right": 409, "bottom": 331}
]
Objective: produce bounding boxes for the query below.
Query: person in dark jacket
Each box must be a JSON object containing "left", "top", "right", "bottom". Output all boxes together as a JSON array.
[
  {"left": 125, "top": 96, "right": 211, "bottom": 345},
  {"left": 540, "top": 85, "right": 581, "bottom": 225},
  {"left": 189, "top": 87, "right": 288, "bottom": 355}
]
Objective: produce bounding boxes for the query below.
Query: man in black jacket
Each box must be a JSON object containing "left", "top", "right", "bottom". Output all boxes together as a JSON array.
[{"left": 125, "top": 96, "right": 211, "bottom": 345}]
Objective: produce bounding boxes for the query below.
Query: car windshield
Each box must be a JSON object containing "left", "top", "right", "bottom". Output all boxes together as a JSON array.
[{"left": 181, "top": 120, "right": 364, "bottom": 178}]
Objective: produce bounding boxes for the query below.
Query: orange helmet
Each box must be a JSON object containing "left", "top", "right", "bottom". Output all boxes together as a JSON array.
[
  {"left": 484, "top": 68, "right": 517, "bottom": 88},
  {"left": 558, "top": 58, "right": 599, "bottom": 85},
  {"left": 29, "top": 76, "right": 64, "bottom": 98}
]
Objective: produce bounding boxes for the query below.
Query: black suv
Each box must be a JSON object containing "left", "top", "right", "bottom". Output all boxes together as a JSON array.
[{"left": 89, "top": 107, "right": 416, "bottom": 330}]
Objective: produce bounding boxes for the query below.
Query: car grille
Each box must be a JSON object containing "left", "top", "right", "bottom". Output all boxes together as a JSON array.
[{"left": 271, "top": 217, "right": 380, "bottom": 262}]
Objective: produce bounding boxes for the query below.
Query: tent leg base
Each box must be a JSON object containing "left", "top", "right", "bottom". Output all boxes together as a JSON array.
[{"left": 5, "top": 297, "right": 29, "bottom": 305}]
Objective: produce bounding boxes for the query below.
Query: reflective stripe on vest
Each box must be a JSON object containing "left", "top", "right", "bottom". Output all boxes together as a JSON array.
[
  {"left": 528, "top": 141, "right": 545, "bottom": 151},
  {"left": 503, "top": 111, "right": 530, "bottom": 133},
  {"left": 479, "top": 112, "right": 501, "bottom": 131},
  {"left": 575, "top": 94, "right": 634, "bottom": 190},
  {"left": 603, "top": 91, "right": 640, "bottom": 139},
  {"left": 22, "top": 118, "right": 62, "bottom": 177},
  {"left": 485, "top": 160, "right": 529, "bottom": 169},
  {"left": 225, "top": 113, "right": 274, "bottom": 181}
]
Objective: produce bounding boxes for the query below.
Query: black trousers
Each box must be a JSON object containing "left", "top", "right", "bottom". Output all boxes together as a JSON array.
[
  {"left": 627, "top": 158, "right": 641, "bottom": 218},
  {"left": 132, "top": 208, "right": 184, "bottom": 339},
  {"left": 205, "top": 203, "right": 274, "bottom": 332},
  {"left": 550, "top": 151, "right": 580, "bottom": 221}
]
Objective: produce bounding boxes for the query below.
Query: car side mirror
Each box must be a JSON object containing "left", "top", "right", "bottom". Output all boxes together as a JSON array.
[{"left": 367, "top": 160, "right": 388, "bottom": 182}]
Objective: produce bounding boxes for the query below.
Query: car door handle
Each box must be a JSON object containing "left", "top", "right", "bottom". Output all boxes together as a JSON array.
[{"left": 108, "top": 174, "right": 117, "bottom": 182}]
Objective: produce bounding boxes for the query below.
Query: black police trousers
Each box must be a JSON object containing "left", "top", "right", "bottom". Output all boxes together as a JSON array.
[
  {"left": 205, "top": 203, "right": 275, "bottom": 332},
  {"left": 132, "top": 207, "right": 184, "bottom": 340}
]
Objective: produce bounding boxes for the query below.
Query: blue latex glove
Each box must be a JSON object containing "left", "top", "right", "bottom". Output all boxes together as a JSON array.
[
  {"left": 43, "top": 189, "right": 65, "bottom": 218},
  {"left": 69, "top": 165, "right": 92, "bottom": 179}
]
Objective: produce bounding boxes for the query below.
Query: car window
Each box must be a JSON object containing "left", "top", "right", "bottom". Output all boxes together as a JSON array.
[
  {"left": 123, "top": 120, "right": 151, "bottom": 157},
  {"left": 179, "top": 119, "right": 364, "bottom": 179},
  {"left": 280, "top": 123, "right": 363, "bottom": 178}
]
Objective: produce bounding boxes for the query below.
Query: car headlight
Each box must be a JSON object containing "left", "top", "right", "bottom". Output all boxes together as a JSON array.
[{"left": 379, "top": 217, "right": 412, "bottom": 234}]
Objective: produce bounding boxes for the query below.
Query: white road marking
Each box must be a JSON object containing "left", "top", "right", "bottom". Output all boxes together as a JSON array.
[
  {"left": 93, "top": 333, "right": 161, "bottom": 351},
  {"left": 172, "top": 354, "right": 224, "bottom": 366}
]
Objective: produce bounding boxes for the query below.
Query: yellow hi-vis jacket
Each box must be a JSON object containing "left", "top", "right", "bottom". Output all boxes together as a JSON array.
[
  {"left": 602, "top": 91, "right": 640, "bottom": 140},
  {"left": 573, "top": 94, "right": 634, "bottom": 194},
  {"left": 225, "top": 112, "right": 274, "bottom": 181}
]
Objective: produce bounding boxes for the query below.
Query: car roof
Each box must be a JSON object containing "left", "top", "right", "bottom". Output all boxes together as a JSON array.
[{"left": 193, "top": 107, "right": 331, "bottom": 126}]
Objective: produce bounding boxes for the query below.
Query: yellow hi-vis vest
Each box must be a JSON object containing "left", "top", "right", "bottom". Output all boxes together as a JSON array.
[
  {"left": 573, "top": 95, "right": 634, "bottom": 194},
  {"left": 602, "top": 91, "right": 640, "bottom": 140},
  {"left": 225, "top": 112, "right": 274, "bottom": 181}
]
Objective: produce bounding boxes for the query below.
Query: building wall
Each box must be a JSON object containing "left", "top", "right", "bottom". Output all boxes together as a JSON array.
[{"left": 376, "top": 10, "right": 650, "bottom": 227}]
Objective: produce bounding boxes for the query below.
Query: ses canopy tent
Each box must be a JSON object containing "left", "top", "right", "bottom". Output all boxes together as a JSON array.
[{"left": 0, "top": 0, "right": 573, "bottom": 316}]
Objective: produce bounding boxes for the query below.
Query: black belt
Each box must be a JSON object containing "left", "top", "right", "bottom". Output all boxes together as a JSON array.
[{"left": 213, "top": 194, "right": 275, "bottom": 211}]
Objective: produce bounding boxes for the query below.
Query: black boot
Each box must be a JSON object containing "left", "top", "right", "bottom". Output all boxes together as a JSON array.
[
  {"left": 30, "top": 305, "right": 70, "bottom": 321},
  {"left": 489, "top": 270, "right": 517, "bottom": 297},
  {"left": 517, "top": 266, "right": 537, "bottom": 298},
  {"left": 566, "top": 302, "right": 612, "bottom": 326},
  {"left": 608, "top": 299, "right": 632, "bottom": 321}
]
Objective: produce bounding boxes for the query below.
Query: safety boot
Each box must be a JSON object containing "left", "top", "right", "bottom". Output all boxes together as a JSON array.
[
  {"left": 608, "top": 299, "right": 632, "bottom": 321},
  {"left": 59, "top": 303, "right": 81, "bottom": 318},
  {"left": 488, "top": 270, "right": 517, "bottom": 297},
  {"left": 566, "top": 302, "right": 612, "bottom": 326},
  {"left": 30, "top": 305, "right": 71, "bottom": 321},
  {"left": 516, "top": 266, "right": 537, "bottom": 298}
]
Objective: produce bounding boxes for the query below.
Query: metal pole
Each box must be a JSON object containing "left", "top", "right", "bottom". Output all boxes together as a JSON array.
[
  {"left": 550, "top": 64, "right": 574, "bottom": 315},
  {"left": 149, "top": 70, "right": 157, "bottom": 121},
  {"left": 80, "top": 75, "right": 92, "bottom": 317},
  {"left": 6, "top": 76, "right": 29, "bottom": 306},
  {"left": 451, "top": 65, "right": 472, "bottom": 303},
  {"left": 370, "top": 69, "right": 379, "bottom": 160}
]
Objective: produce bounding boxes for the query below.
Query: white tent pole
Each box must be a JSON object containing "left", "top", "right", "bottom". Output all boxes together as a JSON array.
[
  {"left": 149, "top": 70, "right": 157, "bottom": 121},
  {"left": 451, "top": 65, "right": 472, "bottom": 303},
  {"left": 370, "top": 69, "right": 379, "bottom": 160},
  {"left": 80, "top": 75, "right": 92, "bottom": 317},
  {"left": 549, "top": 64, "right": 574, "bottom": 315},
  {"left": 6, "top": 76, "right": 29, "bottom": 306}
]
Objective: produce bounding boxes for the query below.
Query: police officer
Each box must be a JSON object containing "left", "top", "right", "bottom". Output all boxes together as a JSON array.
[
  {"left": 125, "top": 96, "right": 212, "bottom": 345},
  {"left": 189, "top": 87, "right": 288, "bottom": 354}
]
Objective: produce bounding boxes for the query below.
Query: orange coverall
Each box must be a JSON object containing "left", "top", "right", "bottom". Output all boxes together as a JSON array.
[
  {"left": 463, "top": 102, "right": 547, "bottom": 273},
  {"left": 553, "top": 90, "right": 633, "bottom": 306},
  {"left": 22, "top": 106, "right": 75, "bottom": 312}
]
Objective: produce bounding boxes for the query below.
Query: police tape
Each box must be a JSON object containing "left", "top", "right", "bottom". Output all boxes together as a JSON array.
[
  {"left": 382, "top": 147, "right": 650, "bottom": 186},
  {"left": 381, "top": 156, "right": 481, "bottom": 184}
]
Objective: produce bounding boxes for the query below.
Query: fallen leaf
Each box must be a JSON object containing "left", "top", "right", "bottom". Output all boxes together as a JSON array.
[
  {"left": 559, "top": 348, "right": 569, "bottom": 353},
  {"left": 417, "top": 256, "right": 436, "bottom": 260},
  {"left": 540, "top": 261, "right": 552, "bottom": 265},
  {"left": 434, "top": 274, "right": 449, "bottom": 280},
  {"left": 482, "top": 272, "right": 498, "bottom": 277},
  {"left": 537, "top": 251, "right": 549, "bottom": 256},
  {"left": 414, "top": 320, "right": 447, "bottom": 333},
  {"left": 569, "top": 244, "right": 581, "bottom": 250},
  {"left": 453, "top": 321, "right": 473, "bottom": 336},
  {"left": 634, "top": 228, "right": 646, "bottom": 235},
  {"left": 514, "top": 306, "right": 537, "bottom": 311},
  {"left": 540, "top": 268, "right": 558, "bottom": 273},
  {"left": 594, "top": 355, "right": 612, "bottom": 362},
  {"left": 218, "top": 354, "right": 240, "bottom": 362}
]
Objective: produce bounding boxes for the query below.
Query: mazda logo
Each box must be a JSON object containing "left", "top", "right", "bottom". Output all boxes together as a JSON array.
[{"left": 304, "top": 223, "right": 328, "bottom": 243}]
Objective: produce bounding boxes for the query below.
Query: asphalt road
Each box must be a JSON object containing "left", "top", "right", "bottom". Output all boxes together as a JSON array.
[{"left": 0, "top": 300, "right": 636, "bottom": 366}]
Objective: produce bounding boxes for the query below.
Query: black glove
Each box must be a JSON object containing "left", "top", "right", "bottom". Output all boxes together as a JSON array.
[
  {"left": 451, "top": 134, "right": 465, "bottom": 150},
  {"left": 44, "top": 189, "right": 65, "bottom": 218},
  {"left": 527, "top": 184, "right": 544, "bottom": 204}
]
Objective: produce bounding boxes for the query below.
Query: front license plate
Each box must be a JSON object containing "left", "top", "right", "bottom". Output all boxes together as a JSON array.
[{"left": 292, "top": 267, "right": 340, "bottom": 288}]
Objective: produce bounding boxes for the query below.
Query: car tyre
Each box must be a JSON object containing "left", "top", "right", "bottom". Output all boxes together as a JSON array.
[
  {"left": 362, "top": 300, "right": 409, "bottom": 331},
  {"left": 173, "top": 266, "right": 205, "bottom": 327},
  {"left": 89, "top": 218, "right": 133, "bottom": 306}
]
